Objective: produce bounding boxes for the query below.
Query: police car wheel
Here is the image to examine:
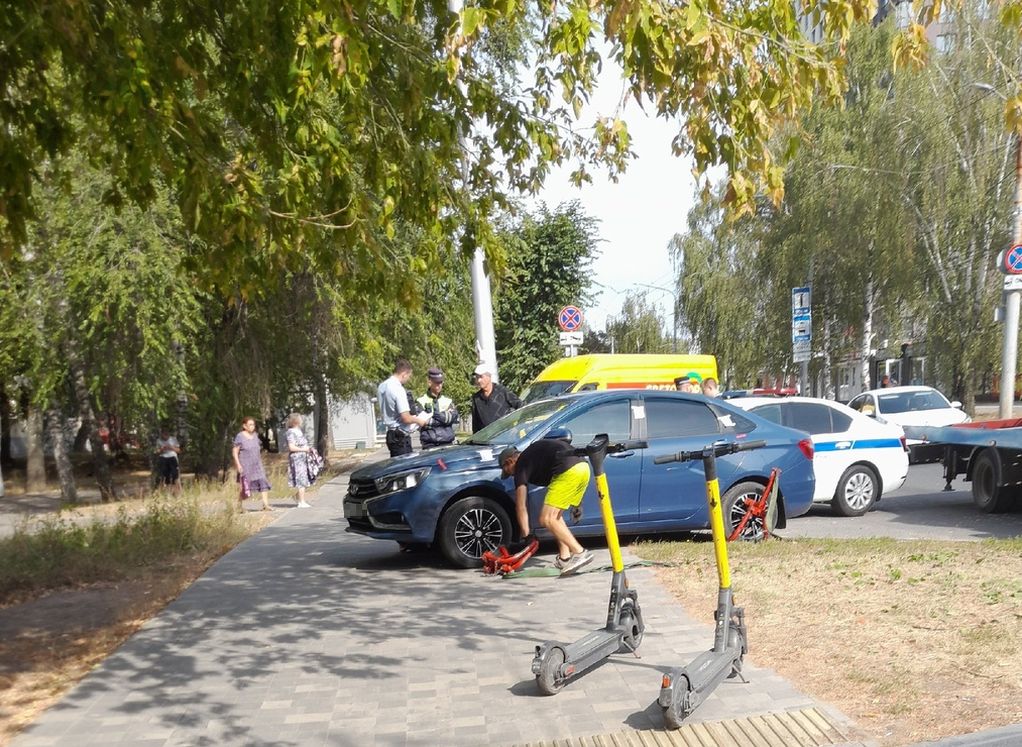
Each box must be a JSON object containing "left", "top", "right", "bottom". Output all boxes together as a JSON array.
[{"left": 832, "top": 465, "right": 878, "bottom": 517}]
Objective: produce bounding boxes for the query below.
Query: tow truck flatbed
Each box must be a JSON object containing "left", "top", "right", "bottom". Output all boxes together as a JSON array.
[{"left": 904, "top": 420, "right": 1022, "bottom": 513}]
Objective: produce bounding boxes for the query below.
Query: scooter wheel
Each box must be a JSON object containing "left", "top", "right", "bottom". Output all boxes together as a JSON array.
[
  {"left": 536, "top": 648, "right": 567, "bottom": 695},
  {"left": 726, "top": 626, "right": 746, "bottom": 678},
  {"left": 663, "top": 682, "right": 691, "bottom": 730},
  {"left": 618, "top": 610, "right": 644, "bottom": 653}
]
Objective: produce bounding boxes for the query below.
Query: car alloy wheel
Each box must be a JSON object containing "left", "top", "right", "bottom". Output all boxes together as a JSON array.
[
  {"left": 454, "top": 507, "right": 504, "bottom": 558},
  {"left": 832, "top": 465, "right": 878, "bottom": 517},
  {"left": 722, "top": 481, "right": 767, "bottom": 542},
  {"left": 437, "top": 495, "right": 512, "bottom": 568}
]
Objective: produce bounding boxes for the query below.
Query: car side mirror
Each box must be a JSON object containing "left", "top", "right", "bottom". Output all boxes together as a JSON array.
[
  {"left": 951, "top": 401, "right": 962, "bottom": 409},
  {"left": 543, "top": 426, "right": 573, "bottom": 443}
]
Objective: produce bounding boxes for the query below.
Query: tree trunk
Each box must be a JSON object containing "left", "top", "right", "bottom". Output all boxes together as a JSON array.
[
  {"left": 0, "top": 383, "right": 11, "bottom": 468},
  {"left": 314, "top": 377, "right": 330, "bottom": 458},
  {"left": 87, "top": 396, "right": 115, "bottom": 501},
  {"left": 72, "top": 420, "right": 90, "bottom": 453},
  {"left": 822, "top": 317, "right": 833, "bottom": 400},
  {"left": 25, "top": 405, "right": 46, "bottom": 492},
  {"left": 45, "top": 407, "right": 77, "bottom": 503},
  {"left": 860, "top": 276, "right": 876, "bottom": 393},
  {"left": 68, "top": 348, "right": 116, "bottom": 501}
]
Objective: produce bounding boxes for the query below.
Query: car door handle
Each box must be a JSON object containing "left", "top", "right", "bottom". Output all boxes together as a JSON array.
[
  {"left": 609, "top": 450, "right": 634, "bottom": 458},
  {"left": 834, "top": 441, "right": 852, "bottom": 450}
]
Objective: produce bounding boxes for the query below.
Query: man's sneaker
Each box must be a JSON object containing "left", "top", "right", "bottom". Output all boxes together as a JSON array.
[
  {"left": 559, "top": 550, "right": 594, "bottom": 576},
  {"left": 296, "top": 500, "right": 312, "bottom": 509},
  {"left": 553, "top": 555, "right": 571, "bottom": 570}
]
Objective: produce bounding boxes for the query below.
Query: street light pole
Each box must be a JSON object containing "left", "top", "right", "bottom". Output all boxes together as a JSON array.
[
  {"left": 449, "top": 0, "right": 499, "bottom": 381},
  {"left": 999, "top": 134, "right": 1022, "bottom": 419}
]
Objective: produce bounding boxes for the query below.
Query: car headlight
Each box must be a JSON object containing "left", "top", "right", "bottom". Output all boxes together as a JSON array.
[{"left": 375, "top": 468, "right": 431, "bottom": 495}]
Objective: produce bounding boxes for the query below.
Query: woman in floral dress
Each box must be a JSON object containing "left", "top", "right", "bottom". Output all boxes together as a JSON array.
[
  {"left": 232, "top": 416, "right": 271, "bottom": 511},
  {"left": 286, "top": 413, "right": 313, "bottom": 508}
]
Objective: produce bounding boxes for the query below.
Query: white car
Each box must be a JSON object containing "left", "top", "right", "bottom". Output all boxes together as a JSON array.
[
  {"left": 846, "top": 386, "right": 970, "bottom": 463},
  {"left": 730, "top": 397, "right": 908, "bottom": 517}
]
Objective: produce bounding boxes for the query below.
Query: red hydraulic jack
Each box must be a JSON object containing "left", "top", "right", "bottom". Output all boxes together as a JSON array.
[
  {"left": 726, "top": 467, "right": 780, "bottom": 543},
  {"left": 482, "top": 537, "right": 539, "bottom": 576}
]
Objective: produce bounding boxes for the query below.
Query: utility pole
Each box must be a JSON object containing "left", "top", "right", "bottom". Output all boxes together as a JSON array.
[
  {"left": 449, "top": 0, "right": 499, "bottom": 382},
  {"left": 999, "top": 134, "right": 1022, "bottom": 419}
]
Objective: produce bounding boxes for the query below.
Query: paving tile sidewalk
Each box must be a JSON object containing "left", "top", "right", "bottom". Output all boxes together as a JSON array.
[{"left": 15, "top": 468, "right": 867, "bottom": 747}]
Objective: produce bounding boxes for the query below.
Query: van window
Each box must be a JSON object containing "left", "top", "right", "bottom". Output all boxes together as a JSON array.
[
  {"left": 558, "top": 401, "right": 631, "bottom": 444},
  {"left": 645, "top": 399, "right": 720, "bottom": 439},
  {"left": 521, "top": 380, "right": 576, "bottom": 404}
]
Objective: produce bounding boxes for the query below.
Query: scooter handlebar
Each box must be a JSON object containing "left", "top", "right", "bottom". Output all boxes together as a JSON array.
[{"left": 652, "top": 439, "right": 767, "bottom": 465}]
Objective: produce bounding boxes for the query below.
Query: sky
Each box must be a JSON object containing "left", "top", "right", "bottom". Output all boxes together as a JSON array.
[{"left": 528, "top": 60, "right": 702, "bottom": 332}]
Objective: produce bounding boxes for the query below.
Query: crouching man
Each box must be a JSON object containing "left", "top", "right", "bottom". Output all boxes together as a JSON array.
[{"left": 499, "top": 439, "right": 593, "bottom": 576}]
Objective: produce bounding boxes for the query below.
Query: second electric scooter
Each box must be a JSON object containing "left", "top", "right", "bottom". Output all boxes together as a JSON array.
[
  {"left": 532, "top": 433, "right": 646, "bottom": 695},
  {"left": 654, "top": 438, "right": 768, "bottom": 728}
]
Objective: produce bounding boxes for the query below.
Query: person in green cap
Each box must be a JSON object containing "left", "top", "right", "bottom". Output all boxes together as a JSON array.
[{"left": 673, "top": 371, "right": 703, "bottom": 394}]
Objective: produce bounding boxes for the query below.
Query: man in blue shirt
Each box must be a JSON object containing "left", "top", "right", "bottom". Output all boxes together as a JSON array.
[{"left": 378, "top": 359, "right": 430, "bottom": 457}]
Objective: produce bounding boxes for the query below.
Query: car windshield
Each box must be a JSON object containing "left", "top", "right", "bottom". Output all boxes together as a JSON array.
[
  {"left": 520, "top": 380, "right": 576, "bottom": 404},
  {"left": 879, "top": 390, "right": 951, "bottom": 413},
  {"left": 465, "top": 398, "right": 571, "bottom": 446}
]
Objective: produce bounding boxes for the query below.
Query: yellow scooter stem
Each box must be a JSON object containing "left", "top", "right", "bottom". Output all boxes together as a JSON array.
[
  {"left": 596, "top": 472, "right": 624, "bottom": 574},
  {"left": 705, "top": 475, "right": 731, "bottom": 590}
]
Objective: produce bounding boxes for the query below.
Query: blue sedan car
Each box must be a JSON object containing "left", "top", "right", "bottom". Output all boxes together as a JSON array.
[{"left": 344, "top": 391, "right": 816, "bottom": 567}]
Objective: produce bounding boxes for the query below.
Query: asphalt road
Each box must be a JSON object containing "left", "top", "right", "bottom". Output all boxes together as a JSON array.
[{"left": 779, "top": 463, "right": 1022, "bottom": 541}]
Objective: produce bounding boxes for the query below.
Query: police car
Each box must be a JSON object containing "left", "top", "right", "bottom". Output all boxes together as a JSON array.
[{"left": 729, "top": 397, "right": 908, "bottom": 516}]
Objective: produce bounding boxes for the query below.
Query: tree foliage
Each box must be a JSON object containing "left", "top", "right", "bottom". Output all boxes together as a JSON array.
[
  {"left": 603, "top": 291, "right": 671, "bottom": 355},
  {"left": 671, "top": 195, "right": 766, "bottom": 387},
  {"left": 493, "top": 202, "right": 599, "bottom": 392},
  {"left": 673, "top": 13, "right": 1019, "bottom": 406},
  {"left": 2, "top": 0, "right": 898, "bottom": 286}
]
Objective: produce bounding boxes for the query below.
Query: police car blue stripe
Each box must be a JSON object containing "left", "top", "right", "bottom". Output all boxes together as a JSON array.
[{"left": 814, "top": 438, "right": 903, "bottom": 452}]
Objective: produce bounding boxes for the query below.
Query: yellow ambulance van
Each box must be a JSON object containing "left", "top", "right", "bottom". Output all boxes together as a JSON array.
[{"left": 520, "top": 354, "right": 719, "bottom": 403}]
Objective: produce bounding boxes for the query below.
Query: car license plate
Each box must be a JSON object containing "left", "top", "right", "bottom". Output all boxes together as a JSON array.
[{"left": 344, "top": 501, "right": 366, "bottom": 519}]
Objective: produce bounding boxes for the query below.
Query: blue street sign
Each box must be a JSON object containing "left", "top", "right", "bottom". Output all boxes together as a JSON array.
[
  {"left": 791, "top": 286, "right": 811, "bottom": 316},
  {"left": 558, "top": 305, "right": 584, "bottom": 332}
]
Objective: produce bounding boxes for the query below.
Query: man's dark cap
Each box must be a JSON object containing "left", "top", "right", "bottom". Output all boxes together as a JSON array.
[
  {"left": 427, "top": 367, "right": 444, "bottom": 383},
  {"left": 498, "top": 446, "right": 519, "bottom": 465},
  {"left": 674, "top": 375, "right": 692, "bottom": 386}
]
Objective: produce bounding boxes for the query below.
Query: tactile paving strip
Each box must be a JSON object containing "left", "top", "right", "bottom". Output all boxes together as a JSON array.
[{"left": 510, "top": 706, "right": 875, "bottom": 747}]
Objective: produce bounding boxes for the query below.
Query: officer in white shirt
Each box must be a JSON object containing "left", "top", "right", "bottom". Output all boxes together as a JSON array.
[{"left": 377, "top": 358, "right": 430, "bottom": 457}]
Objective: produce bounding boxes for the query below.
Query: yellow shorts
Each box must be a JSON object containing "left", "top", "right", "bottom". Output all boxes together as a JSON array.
[{"left": 545, "top": 462, "right": 591, "bottom": 510}]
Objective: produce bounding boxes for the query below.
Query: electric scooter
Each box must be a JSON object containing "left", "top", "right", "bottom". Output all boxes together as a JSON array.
[
  {"left": 654, "top": 438, "right": 767, "bottom": 728},
  {"left": 532, "top": 433, "right": 646, "bottom": 695}
]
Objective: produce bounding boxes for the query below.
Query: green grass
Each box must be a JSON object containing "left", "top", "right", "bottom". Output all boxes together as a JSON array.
[{"left": 0, "top": 494, "right": 249, "bottom": 603}]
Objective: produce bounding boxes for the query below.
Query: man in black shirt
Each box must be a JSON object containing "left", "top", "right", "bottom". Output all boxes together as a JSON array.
[
  {"left": 471, "top": 363, "right": 523, "bottom": 432},
  {"left": 499, "top": 438, "right": 594, "bottom": 576}
]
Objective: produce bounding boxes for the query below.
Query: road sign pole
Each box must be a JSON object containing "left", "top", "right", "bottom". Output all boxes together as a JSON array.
[{"left": 1000, "top": 136, "right": 1022, "bottom": 419}]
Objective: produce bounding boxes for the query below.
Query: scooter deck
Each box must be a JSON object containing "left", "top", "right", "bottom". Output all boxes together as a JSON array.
[
  {"left": 536, "top": 627, "right": 623, "bottom": 681},
  {"left": 660, "top": 645, "right": 742, "bottom": 720}
]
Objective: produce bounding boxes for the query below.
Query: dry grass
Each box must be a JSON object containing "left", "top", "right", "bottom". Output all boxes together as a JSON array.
[{"left": 634, "top": 537, "right": 1022, "bottom": 745}]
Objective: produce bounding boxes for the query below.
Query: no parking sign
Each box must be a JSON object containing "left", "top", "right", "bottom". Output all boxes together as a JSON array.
[{"left": 558, "top": 305, "right": 584, "bottom": 332}]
